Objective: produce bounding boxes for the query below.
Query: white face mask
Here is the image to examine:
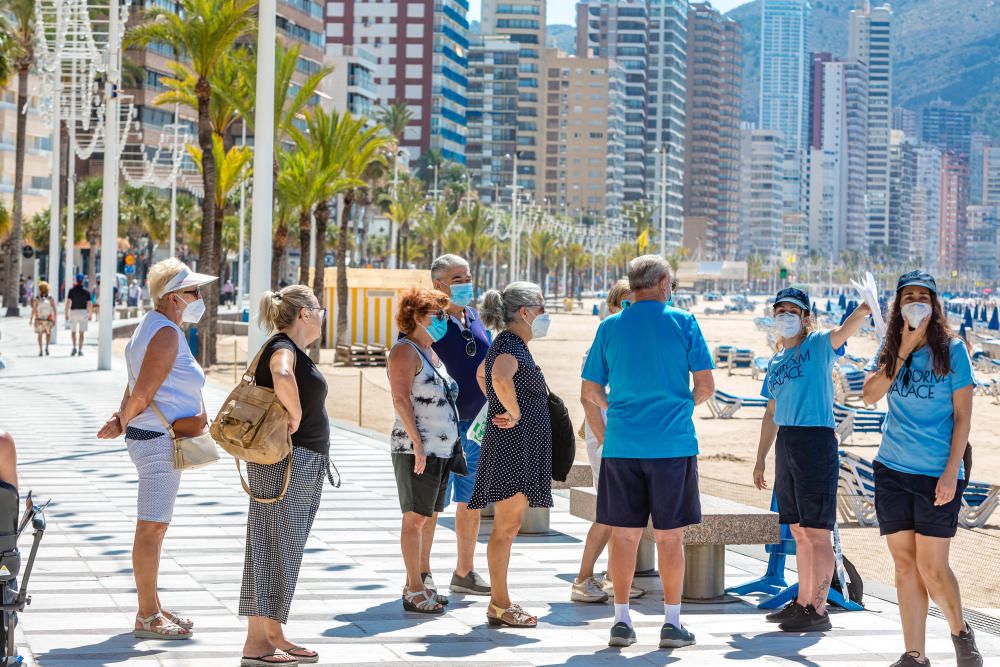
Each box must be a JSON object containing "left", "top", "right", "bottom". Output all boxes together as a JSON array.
[
  {"left": 180, "top": 296, "right": 206, "bottom": 324},
  {"left": 530, "top": 312, "right": 551, "bottom": 339},
  {"left": 773, "top": 312, "right": 802, "bottom": 339},
  {"left": 900, "top": 302, "right": 932, "bottom": 329}
]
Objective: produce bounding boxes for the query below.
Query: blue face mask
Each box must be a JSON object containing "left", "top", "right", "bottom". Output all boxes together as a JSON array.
[
  {"left": 425, "top": 316, "right": 448, "bottom": 342},
  {"left": 450, "top": 283, "right": 474, "bottom": 307}
]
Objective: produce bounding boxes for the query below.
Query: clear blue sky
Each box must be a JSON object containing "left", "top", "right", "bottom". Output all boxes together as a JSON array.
[{"left": 467, "top": 0, "right": 750, "bottom": 25}]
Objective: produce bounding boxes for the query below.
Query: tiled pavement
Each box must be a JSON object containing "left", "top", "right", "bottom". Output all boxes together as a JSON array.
[{"left": 1, "top": 316, "right": 999, "bottom": 666}]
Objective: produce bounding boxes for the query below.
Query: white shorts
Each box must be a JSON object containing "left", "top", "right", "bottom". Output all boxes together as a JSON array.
[{"left": 70, "top": 309, "right": 89, "bottom": 332}]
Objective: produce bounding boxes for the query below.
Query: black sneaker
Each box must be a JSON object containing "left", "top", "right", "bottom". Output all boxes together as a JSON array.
[
  {"left": 71, "top": 348, "right": 77, "bottom": 356},
  {"left": 765, "top": 601, "right": 804, "bottom": 623},
  {"left": 891, "top": 651, "right": 929, "bottom": 667},
  {"left": 952, "top": 623, "right": 983, "bottom": 667},
  {"left": 608, "top": 621, "right": 636, "bottom": 647},
  {"left": 778, "top": 604, "right": 832, "bottom": 632}
]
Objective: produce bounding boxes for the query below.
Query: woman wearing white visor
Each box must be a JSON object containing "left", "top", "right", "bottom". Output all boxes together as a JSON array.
[{"left": 98, "top": 259, "right": 217, "bottom": 641}]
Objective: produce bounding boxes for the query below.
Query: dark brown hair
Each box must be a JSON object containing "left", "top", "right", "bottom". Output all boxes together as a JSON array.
[
  {"left": 877, "top": 291, "right": 955, "bottom": 377},
  {"left": 396, "top": 288, "right": 449, "bottom": 335}
]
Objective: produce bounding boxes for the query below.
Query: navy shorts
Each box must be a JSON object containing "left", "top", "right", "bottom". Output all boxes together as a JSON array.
[
  {"left": 874, "top": 461, "right": 967, "bottom": 538},
  {"left": 774, "top": 426, "right": 838, "bottom": 530},
  {"left": 597, "top": 456, "right": 702, "bottom": 531}
]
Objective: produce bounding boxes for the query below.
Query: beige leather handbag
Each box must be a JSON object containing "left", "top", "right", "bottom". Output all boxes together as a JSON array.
[
  {"left": 210, "top": 337, "right": 293, "bottom": 503},
  {"left": 150, "top": 403, "right": 220, "bottom": 471}
]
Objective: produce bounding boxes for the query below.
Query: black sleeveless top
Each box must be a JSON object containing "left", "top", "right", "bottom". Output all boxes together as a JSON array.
[{"left": 254, "top": 333, "right": 330, "bottom": 456}]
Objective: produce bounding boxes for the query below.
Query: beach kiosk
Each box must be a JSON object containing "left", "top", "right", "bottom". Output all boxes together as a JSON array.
[{"left": 323, "top": 268, "right": 432, "bottom": 357}]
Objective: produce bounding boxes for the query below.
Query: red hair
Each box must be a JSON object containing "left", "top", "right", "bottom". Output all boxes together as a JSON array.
[{"left": 396, "top": 288, "right": 449, "bottom": 335}]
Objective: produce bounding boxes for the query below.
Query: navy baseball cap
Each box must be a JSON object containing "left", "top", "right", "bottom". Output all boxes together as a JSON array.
[
  {"left": 896, "top": 270, "right": 937, "bottom": 294},
  {"left": 75, "top": 273, "right": 85, "bottom": 284},
  {"left": 773, "top": 287, "right": 810, "bottom": 311}
]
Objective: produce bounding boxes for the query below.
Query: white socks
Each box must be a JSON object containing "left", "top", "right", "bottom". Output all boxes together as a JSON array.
[
  {"left": 664, "top": 603, "right": 681, "bottom": 628},
  {"left": 614, "top": 603, "right": 632, "bottom": 627}
]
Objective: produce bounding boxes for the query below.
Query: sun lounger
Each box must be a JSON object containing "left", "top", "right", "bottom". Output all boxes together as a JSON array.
[
  {"left": 835, "top": 368, "right": 873, "bottom": 407},
  {"left": 838, "top": 451, "right": 878, "bottom": 527},
  {"left": 707, "top": 390, "right": 769, "bottom": 419},
  {"left": 754, "top": 317, "right": 773, "bottom": 332},
  {"left": 713, "top": 345, "right": 734, "bottom": 368},
  {"left": 751, "top": 356, "right": 771, "bottom": 381},
  {"left": 833, "top": 403, "right": 885, "bottom": 443},
  {"left": 960, "top": 481, "right": 1000, "bottom": 529},
  {"left": 728, "top": 348, "right": 755, "bottom": 376}
]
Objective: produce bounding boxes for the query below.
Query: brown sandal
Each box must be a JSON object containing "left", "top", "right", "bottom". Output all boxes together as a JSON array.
[{"left": 487, "top": 602, "right": 537, "bottom": 628}]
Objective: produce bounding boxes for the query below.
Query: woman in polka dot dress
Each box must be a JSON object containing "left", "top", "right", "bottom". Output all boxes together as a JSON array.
[{"left": 469, "top": 281, "right": 553, "bottom": 628}]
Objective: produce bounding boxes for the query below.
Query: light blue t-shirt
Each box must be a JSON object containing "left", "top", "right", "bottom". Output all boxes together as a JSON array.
[
  {"left": 865, "top": 339, "right": 973, "bottom": 479},
  {"left": 581, "top": 300, "right": 714, "bottom": 459},
  {"left": 760, "top": 330, "right": 843, "bottom": 429}
]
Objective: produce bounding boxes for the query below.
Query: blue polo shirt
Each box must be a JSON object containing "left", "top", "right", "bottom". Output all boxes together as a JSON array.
[
  {"left": 432, "top": 307, "right": 491, "bottom": 421},
  {"left": 865, "top": 339, "right": 972, "bottom": 479},
  {"left": 761, "top": 330, "right": 843, "bottom": 428},
  {"left": 581, "top": 300, "right": 714, "bottom": 459}
]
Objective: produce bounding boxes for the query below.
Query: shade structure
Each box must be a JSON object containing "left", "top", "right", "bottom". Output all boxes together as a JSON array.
[
  {"left": 826, "top": 299, "right": 833, "bottom": 312},
  {"left": 960, "top": 322, "right": 967, "bottom": 340},
  {"left": 839, "top": 293, "right": 847, "bottom": 309},
  {"left": 974, "top": 305, "right": 980, "bottom": 320},
  {"left": 982, "top": 306, "right": 989, "bottom": 323},
  {"left": 990, "top": 308, "right": 1000, "bottom": 331},
  {"left": 839, "top": 311, "right": 849, "bottom": 326},
  {"left": 964, "top": 308, "right": 974, "bottom": 329}
]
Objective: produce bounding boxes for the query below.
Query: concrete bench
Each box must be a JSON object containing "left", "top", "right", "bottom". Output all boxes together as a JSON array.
[
  {"left": 481, "top": 462, "right": 595, "bottom": 534},
  {"left": 569, "top": 487, "right": 779, "bottom": 600}
]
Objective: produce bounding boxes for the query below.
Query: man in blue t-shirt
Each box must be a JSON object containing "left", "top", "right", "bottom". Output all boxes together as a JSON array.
[{"left": 582, "top": 254, "right": 715, "bottom": 650}]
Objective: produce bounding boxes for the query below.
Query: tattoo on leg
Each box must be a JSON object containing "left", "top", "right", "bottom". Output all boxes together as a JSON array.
[{"left": 814, "top": 582, "right": 829, "bottom": 608}]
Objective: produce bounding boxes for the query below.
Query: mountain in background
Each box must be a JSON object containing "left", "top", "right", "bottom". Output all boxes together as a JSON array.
[
  {"left": 727, "top": 0, "right": 1000, "bottom": 139},
  {"left": 547, "top": 24, "right": 577, "bottom": 54}
]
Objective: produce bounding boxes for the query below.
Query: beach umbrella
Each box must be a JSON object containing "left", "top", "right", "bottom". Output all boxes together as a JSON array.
[
  {"left": 838, "top": 293, "right": 847, "bottom": 309},
  {"left": 811, "top": 301, "right": 817, "bottom": 314},
  {"left": 964, "top": 308, "right": 974, "bottom": 329},
  {"left": 839, "top": 310, "right": 849, "bottom": 326},
  {"left": 982, "top": 306, "right": 989, "bottom": 323},
  {"left": 990, "top": 308, "right": 1000, "bottom": 331},
  {"left": 826, "top": 299, "right": 833, "bottom": 312},
  {"left": 960, "top": 322, "right": 968, "bottom": 341},
  {"left": 974, "top": 304, "right": 980, "bottom": 320}
]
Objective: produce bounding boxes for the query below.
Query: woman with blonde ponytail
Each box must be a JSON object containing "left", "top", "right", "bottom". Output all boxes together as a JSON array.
[{"left": 239, "top": 285, "right": 338, "bottom": 667}]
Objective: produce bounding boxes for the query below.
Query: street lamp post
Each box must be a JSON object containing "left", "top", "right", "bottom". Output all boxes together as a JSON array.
[
  {"left": 388, "top": 148, "right": 406, "bottom": 270},
  {"left": 505, "top": 152, "right": 519, "bottom": 282},
  {"left": 656, "top": 145, "right": 667, "bottom": 256}
]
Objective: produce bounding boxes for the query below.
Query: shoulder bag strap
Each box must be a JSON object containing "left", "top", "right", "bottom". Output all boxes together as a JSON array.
[
  {"left": 236, "top": 457, "right": 292, "bottom": 504},
  {"left": 404, "top": 339, "right": 461, "bottom": 423},
  {"left": 148, "top": 401, "right": 176, "bottom": 439},
  {"left": 242, "top": 335, "right": 278, "bottom": 382}
]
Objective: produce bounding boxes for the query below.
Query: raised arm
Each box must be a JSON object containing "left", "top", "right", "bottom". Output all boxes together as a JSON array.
[{"left": 830, "top": 302, "right": 871, "bottom": 350}]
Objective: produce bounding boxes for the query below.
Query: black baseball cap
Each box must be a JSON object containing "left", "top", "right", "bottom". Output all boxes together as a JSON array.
[
  {"left": 896, "top": 270, "right": 937, "bottom": 294},
  {"left": 773, "top": 287, "right": 810, "bottom": 312}
]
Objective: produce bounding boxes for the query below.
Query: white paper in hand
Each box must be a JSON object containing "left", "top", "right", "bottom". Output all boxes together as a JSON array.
[{"left": 850, "top": 272, "right": 887, "bottom": 340}]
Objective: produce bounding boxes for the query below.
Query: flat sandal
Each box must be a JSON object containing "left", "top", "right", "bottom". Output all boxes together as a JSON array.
[{"left": 487, "top": 602, "right": 537, "bottom": 628}]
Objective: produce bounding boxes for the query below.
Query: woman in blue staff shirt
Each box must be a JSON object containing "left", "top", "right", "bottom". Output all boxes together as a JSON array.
[
  {"left": 752, "top": 287, "right": 870, "bottom": 632},
  {"left": 863, "top": 271, "right": 982, "bottom": 667}
]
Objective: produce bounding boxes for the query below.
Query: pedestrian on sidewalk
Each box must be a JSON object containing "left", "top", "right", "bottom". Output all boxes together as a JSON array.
[
  {"left": 572, "top": 279, "right": 645, "bottom": 604},
  {"left": 427, "top": 254, "right": 492, "bottom": 597},
  {"left": 29, "top": 281, "right": 56, "bottom": 357},
  {"left": 862, "top": 271, "right": 983, "bottom": 667},
  {"left": 66, "top": 274, "right": 92, "bottom": 356},
  {"left": 241, "top": 285, "right": 335, "bottom": 666},
  {"left": 96, "top": 258, "right": 216, "bottom": 642},
  {"left": 469, "top": 281, "right": 553, "bottom": 629},
  {"left": 751, "top": 287, "right": 871, "bottom": 632},
  {"left": 388, "top": 288, "right": 459, "bottom": 616},
  {"left": 581, "top": 255, "right": 714, "bottom": 649}
]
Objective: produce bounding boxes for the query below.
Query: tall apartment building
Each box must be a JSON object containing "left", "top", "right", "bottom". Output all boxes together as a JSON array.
[
  {"left": 969, "top": 132, "right": 991, "bottom": 204},
  {"left": 759, "top": 0, "right": 810, "bottom": 155},
  {"left": 983, "top": 145, "right": 1000, "bottom": 208},
  {"left": 806, "top": 57, "right": 867, "bottom": 258},
  {"left": 920, "top": 100, "right": 973, "bottom": 156},
  {"left": 849, "top": 1, "right": 893, "bottom": 256},
  {"left": 964, "top": 206, "right": 998, "bottom": 283},
  {"left": 576, "top": 0, "right": 649, "bottom": 205},
  {"left": 466, "top": 35, "right": 520, "bottom": 206},
  {"left": 682, "top": 3, "right": 742, "bottom": 259},
  {"left": 542, "top": 52, "right": 626, "bottom": 230},
  {"left": 646, "top": 0, "right": 688, "bottom": 250},
  {"left": 323, "top": 45, "right": 378, "bottom": 117},
  {"left": 482, "top": 0, "right": 546, "bottom": 202},
  {"left": 892, "top": 106, "right": 918, "bottom": 140},
  {"left": 738, "top": 127, "right": 784, "bottom": 259},
  {"left": 887, "top": 130, "right": 915, "bottom": 263},
  {"left": 0, "top": 80, "right": 54, "bottom": 219},
  {"left": 939, "top": 150, "right": 969, "bottom": 274},
  {"left": 325, "top": 0, "right": 470, "bottom": 163},
  {"left": 912, "top": 145, "right": 942, "bottom": 269}
]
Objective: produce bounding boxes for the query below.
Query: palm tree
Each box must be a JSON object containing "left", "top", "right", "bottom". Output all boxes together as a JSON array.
[
  {"left": 416, "top": 200, "right": 454, "bottom": 261},
  {"left": 376, "top": 102, "right": 413, "bottom": 143},
  {"left": 456, "top": 203, "right": 491, "bottom": 289},
  {"left": 383, "top": 177, "right": 425, "bottom": 266},
  {"left": 74, "top": 176, "right": 104, "bottom": 287},
  {"left": 1, "top": 0, "right": 36, "bottom": 315},
  {"left": 126, "top": 0, "right": 256, "bottom": 364},
  {"left": 187, "top": 134, "right": 253, "bottom": 271},
  {"left": 275, "top": 146, "right": 323, "bottom": 283},
  {"left": 529, "top": 230, "right": 559, "bottom": 296}
]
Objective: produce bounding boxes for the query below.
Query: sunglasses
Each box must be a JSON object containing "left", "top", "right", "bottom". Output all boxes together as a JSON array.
[
  {"left": 901, "top": 354, "right": 913, "bottom": 389},
  {"left": 178, "top": 287, "right": 200, "bottom": 298},
  {"left": 460, "top": 326, "right": 476, "bottom": 357}
]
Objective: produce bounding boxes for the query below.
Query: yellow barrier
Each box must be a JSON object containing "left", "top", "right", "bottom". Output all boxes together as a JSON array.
[{"left": 323, "top": 268, "right": 432, "bottom": 348}]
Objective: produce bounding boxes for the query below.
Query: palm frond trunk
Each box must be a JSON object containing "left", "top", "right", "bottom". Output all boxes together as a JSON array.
[{"left": 196, "top": 79, "right": 218, "bottom": 366}]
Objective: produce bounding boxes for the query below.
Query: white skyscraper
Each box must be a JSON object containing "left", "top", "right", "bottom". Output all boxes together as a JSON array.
[
  {"left": 912, "top": 145, "right": 942, "bottom": 270},
  {"left": 849, "top": 1, "right": 893, "bottom": 256},
  {"left": 759, "top": 0, "right": 811, "bottom": 155}
]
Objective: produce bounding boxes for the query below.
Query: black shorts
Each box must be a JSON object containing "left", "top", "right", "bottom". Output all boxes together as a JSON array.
[
  {"left": 392, "top": 453, "right": 450, "bottom": 517},
  {"left": 597, "top": 456, "right": 702, "bottom": 531},
  {"left": 774, "top": 426, "right": 839, "bottom": 530},
  {"left": 874, "top": 461, "right": 967, "bottom": 538}
]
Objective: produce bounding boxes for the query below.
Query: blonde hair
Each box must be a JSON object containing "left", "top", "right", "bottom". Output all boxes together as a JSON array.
[
  {"left": 147, "top": 258, "right": 188, "bottom": 306},
  {"left": 606, "top": 279, "right": 631, "bottom": 311},
  {"left": 258, "top": 285, "right": 316, "bottom": 333},
  {"left": 37, "top": 281, "right": 50, "bottom": 297}
]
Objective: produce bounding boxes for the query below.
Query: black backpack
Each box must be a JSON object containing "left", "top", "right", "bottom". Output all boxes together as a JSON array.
[
  {"left": 829, "top": 555, "right": 864, "bottom": 607},
  {"left": 547, "top": 389, "right": 575, "bottom": 482}
]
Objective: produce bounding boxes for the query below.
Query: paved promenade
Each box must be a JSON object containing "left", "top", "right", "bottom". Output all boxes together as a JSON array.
[{"left": 1, "top": 316, "right": 999, "bottom": 666}]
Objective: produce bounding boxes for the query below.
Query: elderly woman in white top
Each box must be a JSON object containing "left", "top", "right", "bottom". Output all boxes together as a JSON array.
[{"left": 97, "top": 258, "right": 216, "bottom": 641}]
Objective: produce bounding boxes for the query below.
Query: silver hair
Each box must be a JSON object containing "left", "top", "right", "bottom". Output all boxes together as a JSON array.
[
  {"left": 430, "top": 254, "right": 470, "bottom": 282},
  {"left": 480, "top": 281, "right": 543, "bottom": 330},
  {"left": 627, "top": 254, "right": 672, "bottom": 291}
]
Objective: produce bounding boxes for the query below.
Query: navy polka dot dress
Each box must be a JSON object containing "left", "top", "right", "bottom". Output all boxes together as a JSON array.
[{"left": 468, "top": 330, "right": 553, "bottom": 510}]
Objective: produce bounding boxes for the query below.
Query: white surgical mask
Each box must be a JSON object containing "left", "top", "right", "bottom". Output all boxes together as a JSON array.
[
  {"left": 773, "top": 312, "right": 802, "bottom": 339},
  {"left": 530, "top": 312, "right": 551, "bottom": 339},
  {"left": 181, "top": 297, "right": 206, "bottom": 324},
  {"left": 900, "top": 302, "right": 932, "bottom": 329}
]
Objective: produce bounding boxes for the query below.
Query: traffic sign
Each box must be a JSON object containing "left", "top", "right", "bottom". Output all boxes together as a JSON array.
[
  {"left": 124, "top": 254, "right": 136, "bottom": 266},
  {"left": 21, "top": 245, "right": 34, "bottom": 259},
  {"left": 124, "top": 264, "right": 135, "bottom": 275}
]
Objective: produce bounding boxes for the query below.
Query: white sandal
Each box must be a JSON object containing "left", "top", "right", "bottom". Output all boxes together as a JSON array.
[{"left": 134, "top": 612, "right": 193, "bottom": 640}]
